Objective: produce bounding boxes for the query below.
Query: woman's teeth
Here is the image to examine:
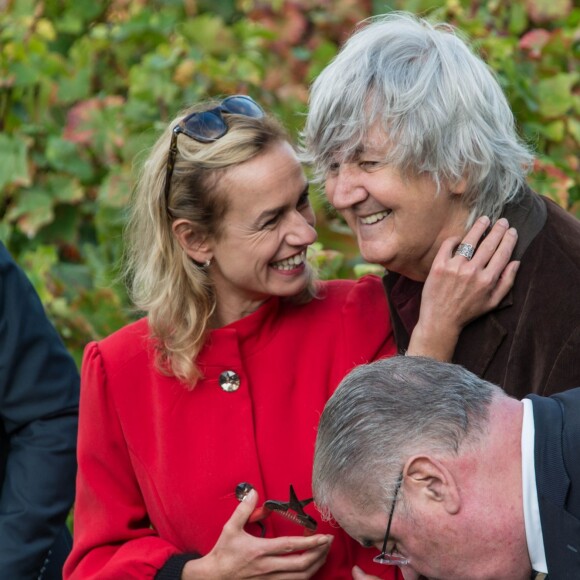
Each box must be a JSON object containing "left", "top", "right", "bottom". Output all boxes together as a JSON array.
[
  {"left": 271, "top": 251, "right": 306, "bottom": 270},
  {"left": 361, "top": 210, "right": 390, "bottom": 225}
]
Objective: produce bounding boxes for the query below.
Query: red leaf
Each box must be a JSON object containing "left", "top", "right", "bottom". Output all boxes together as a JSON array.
[
  {"left": 519, "top": 29, "right": 552, "bottom": 59},
  {"left": 63, "top": 96, "right": 125, "bottom": 145}
]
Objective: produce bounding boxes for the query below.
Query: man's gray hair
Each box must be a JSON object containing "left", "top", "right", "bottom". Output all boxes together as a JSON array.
[
  {"left": 313, "top": 356, "right": 505, "bottom": 515},
  {"left": 303, "top": 11, "right": 534, "bottom": 226}
]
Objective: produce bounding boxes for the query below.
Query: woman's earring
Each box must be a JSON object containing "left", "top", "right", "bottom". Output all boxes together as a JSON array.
[{"left": 204, "top": 258, "right": 212, "bottom": 269}]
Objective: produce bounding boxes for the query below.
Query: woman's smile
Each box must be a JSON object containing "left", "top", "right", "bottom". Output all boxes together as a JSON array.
[{"left": 270, "top": 250, "right": 308, "bottom": 272}]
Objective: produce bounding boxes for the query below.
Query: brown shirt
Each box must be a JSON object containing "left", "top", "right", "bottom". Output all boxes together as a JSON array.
[{"left": 384, "top": 190, "right": 580, "bottom": 399}]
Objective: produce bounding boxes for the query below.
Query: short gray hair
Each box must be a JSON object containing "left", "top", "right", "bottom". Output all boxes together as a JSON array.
[
  {"left": 312, "top": 356, "right": 504, "bottom": 515},
  {"left": 303, "top": 12, "right": 534, "bottom": 226}
]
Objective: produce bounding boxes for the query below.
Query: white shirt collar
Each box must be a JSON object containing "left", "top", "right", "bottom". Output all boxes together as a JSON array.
[{"left": 521, "top": 398, "right": 548, "bottom": 573}]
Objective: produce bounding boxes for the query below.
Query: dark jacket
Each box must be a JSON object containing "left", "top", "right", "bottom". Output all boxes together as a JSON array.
[
  {"left": 528, "top": 388, "right": 580, "bottom": 579},
  {"left": 0, "top": 242, "right": 79, "bottom": 578},
  {"left": 385, "top": 191, "right": 580, "bottom": 399}
]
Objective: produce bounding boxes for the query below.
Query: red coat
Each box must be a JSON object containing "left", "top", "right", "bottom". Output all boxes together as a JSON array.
[{"left": 65, "top": 276, "right": 398, "bottom": 579}]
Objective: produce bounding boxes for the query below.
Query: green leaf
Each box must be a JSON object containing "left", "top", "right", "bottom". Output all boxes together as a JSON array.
[
  {"left": 7, "top": 62, "right": 40, "bottom": 87},
  {"left": 307, "top": 40, "right": 338, "bottom": 81},
  {"left": 128, "top": 52, "right": 181, "bottom": 103},
  {"left": 56, "top": 67, "right": 92, "bottom": 103},
  {"left": 354, "top": 263, "right": 386, "bottom": 278},
  {"left": 525, "top": 0, "right": 573, "bottom": 23},
  {"left": 6, "top": 188, "right": 54, "bottom": 237},
  {"left": 47, "top": 174, "right": 85, "bottom": 203},
  {"left": 509, "top": 2, "right": 528, "bottom": 35},
  {"left": 536, "top": 73, "right": 579, "bottom": 118},
  {"left": 178, "top": 14, "right": 235, "bottom": 55},
  {"left": 70, "top": 286, "right": 132, "bottom": 341},
  {"left": 45, "top": 137, "right": 94, "bottom": 181},
  {"left": 0, "top": 134, "right": 30, "bottom": 190},
  {"left": 528, "top": 119, "right": 566, "bottom": 141},
  {"left": 19, "top": 244, "right": 59, "bottom": 303},
  {"left": 0, "top": 222, "right": 13, "bottom": 245},
  {"left": 36, "top": 204, "right": 80, "bottom": 245},
  {"left": 97, "top": 169, "right": 132, "bottom": 208},
  {"left": 307, "top": 243, "right": 344, "bottom": 280},
  {"left": 568, "top": 118, "right": 580, "bottom": 145},
  {"left": 8, "top": 0, "right": 38, "bottom": 16}
]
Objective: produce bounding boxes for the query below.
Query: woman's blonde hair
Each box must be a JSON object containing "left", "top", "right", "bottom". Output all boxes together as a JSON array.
[{"left": 125, "top": 101, "right": 315, "bottom": 387}]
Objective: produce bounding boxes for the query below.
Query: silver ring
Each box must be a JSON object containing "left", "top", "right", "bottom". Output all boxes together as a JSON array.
[{"left": 454, "top": 243, "right": 475, "bottom": 260}]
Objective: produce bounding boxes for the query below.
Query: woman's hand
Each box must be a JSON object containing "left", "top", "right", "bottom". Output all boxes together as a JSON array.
[
  {"left": 408, "top": 216, "right": 519, "bottom": 361},
  {"left": 182, "top": 489, "right": 333, "bottom": 579}
]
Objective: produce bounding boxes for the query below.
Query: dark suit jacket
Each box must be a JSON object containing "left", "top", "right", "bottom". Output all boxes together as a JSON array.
[
  {"left": 528, "top": 389, "right": 580, "bottom": 579},
  {"left": 385, "top": 191, "right": 580, "bottom": 399},
  {"left": 0, "top": 242, "right": 79, "bottom": 578}
]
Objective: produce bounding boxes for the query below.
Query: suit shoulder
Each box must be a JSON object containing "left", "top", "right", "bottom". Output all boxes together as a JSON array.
[
  {"left": 519, "top": 198, "right": 580, "bottom": 291},
  {"left": 551, "top": 387, "right": 580, "bottom": 410},
  {"left": 540, "top": 198, "right": 580, "bottom": 270}
]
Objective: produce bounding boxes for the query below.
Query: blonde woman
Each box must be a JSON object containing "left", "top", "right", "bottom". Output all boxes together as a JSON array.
[{"left": 65, "top": 96, "right": 517, "bottom": 580}]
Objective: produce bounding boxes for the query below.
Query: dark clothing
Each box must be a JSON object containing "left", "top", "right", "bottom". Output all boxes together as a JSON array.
[
  {"left": 528, "top": 388, "right": 580, "bottom": 579},
  {"left": 0, "top": 242, "right": 79, "bottom": 578},
  {"left": 41, "top": 526, "right": 74, "bottom": 580},
  {"left": 385, "top": 191, "right": 580, "bottom": 398}
]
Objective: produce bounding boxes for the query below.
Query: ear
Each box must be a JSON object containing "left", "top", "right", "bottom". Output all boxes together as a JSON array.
[
  {"left": 403, "top": 455, "right": 461, "bottom": 515},
  {"left": 450, "top": 177, "right": 468, "bottom": 196},
  {"left": 172, "top": 219, "right": 213, "bottom": 265}
]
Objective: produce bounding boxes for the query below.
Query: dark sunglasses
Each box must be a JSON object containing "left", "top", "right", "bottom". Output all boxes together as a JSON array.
[{"left": 163, "top": 95, "right": 264, "bottom": 206}]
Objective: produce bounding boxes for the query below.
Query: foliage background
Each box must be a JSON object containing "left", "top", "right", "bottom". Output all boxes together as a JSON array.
[{"left": 1, "top": 0, "right": 579, "bottom": 364}]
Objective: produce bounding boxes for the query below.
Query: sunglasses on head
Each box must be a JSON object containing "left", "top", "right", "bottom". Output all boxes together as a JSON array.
[{"left": 163, "top": 95, "right": 265, "bottom": 206}]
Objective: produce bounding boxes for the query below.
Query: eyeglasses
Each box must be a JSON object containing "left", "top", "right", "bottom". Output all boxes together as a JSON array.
[
  {"left": 163, "top": 95, "right": 264, "bottom": 205},
  {"left": 373, "top": 472, "right": 410, "bottom": 566}
]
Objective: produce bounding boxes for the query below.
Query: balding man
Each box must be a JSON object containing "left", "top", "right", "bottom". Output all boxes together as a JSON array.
[{"left": 313, "top": 356, "right": 580, "bottom": 579}]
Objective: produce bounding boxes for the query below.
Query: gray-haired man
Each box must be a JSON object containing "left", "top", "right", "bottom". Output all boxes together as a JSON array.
[
  {"left": 313, "top": 356, "right": 580, "bottom": 579},
  {"left": 304, "top": 12, "right": 580, "bottom": 399}
]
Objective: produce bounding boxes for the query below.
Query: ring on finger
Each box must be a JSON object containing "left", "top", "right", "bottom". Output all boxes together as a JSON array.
[{"left": 454, "top": 242, "right": 475, "bottom": 260}]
